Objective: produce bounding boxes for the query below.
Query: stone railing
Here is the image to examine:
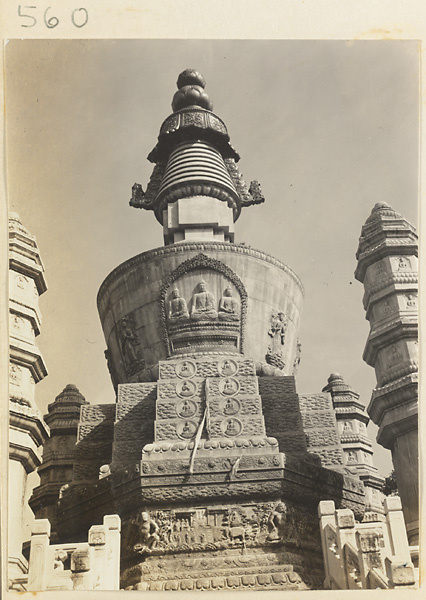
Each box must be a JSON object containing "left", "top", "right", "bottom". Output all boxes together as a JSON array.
[
  {"left": 26, "top": 514, "right": 120, "bottom": 591},
  {"left": 318, "top": 497, "right": 416, "bottom": 589}
]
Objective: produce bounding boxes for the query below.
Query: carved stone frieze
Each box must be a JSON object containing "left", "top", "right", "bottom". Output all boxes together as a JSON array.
[{"left": 120, "top": 500, "right": 322, "bottom": 591}]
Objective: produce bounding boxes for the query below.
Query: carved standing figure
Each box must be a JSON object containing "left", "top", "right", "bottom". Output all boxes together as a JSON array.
[
  {"left": 267, "top": 502, "right": 287, "bottom": 542},
  {"left": 134, "top": 511, "right": 160, "bottom": 553},
  {"left": 191, "top": 281, "right": 218, "bottom": 320},
  {"left": 119, "top": 317, "right": 140, "bottom": 363},
  {"left": 268, "top": 312, "right": 287, "bottom": 347},
  {"left": 218, "top": 287, "right": 240, "bottom": 321},
  {"left": 168, "top": 288, "right": 189, "bottom": 321},
  {"left": 293, "top": 340, "right": 302, "bottom": 374}
]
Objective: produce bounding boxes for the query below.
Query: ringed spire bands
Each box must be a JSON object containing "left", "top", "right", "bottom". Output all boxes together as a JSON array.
[{"left": 130, "top": 69, "right": 265, "bottom": 245}]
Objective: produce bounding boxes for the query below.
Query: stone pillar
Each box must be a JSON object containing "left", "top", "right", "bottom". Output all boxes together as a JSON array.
[
  {"left": 322, "top": 373, "right": 384, "bottom": 514},
  {"left": 8, "top": 214, "right": 49, "bottom": 583},
  {"left": 27, "top": 519, "right": 51, "bottom": 591},
  {"left": 29, "top": 384, "right": 88, "bottom": 536},
  {"left": 355, "top": 202, "right": 418, "bottom": 544}
]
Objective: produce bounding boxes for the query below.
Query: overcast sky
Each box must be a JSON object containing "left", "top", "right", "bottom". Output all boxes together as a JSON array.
[{"left": 6, "top": 40, "right": 419, "bottom": 475}]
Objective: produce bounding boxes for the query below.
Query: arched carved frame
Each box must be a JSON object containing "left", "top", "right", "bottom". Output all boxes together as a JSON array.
[{"left": 159, "top": 253, "right": 248, "bottom": 357}]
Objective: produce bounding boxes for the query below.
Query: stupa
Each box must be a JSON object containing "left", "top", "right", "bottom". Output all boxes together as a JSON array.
[
  {"left": 38, "top": 69, "right": 369, "bottom": 591},
  {"left": 23, "top": 69, "right": 420, "bottom": 592}
]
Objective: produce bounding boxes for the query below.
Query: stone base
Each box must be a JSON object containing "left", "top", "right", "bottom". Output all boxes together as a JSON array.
[
  {"left": 120, "top": 499, "right": 325, "bottom": 591},
  {"left": 124, "top": 547, "right": 323, "bottom": 591}
]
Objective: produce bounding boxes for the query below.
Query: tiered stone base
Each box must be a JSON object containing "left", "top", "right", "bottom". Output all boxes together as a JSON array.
[
  {"left": 124, "top": 547, "right": 323, "bottom": 591},
  {"left": 120, "top": 498, "right": 325, "bottom": 591}
]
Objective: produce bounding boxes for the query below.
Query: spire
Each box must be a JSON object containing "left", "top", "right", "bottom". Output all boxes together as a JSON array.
[{"left": 130, "top": 70, "right": 265, "bottom": 245}]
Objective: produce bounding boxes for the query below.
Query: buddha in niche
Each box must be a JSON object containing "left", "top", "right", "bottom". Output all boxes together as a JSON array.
[
  {"left": 168, "top": 288, "right": 189, "bottom": 322},
  {"left": 190, "top": 280, "right": 218, "bottom": 320},
  {"left": 225, "top": 419, "right": 238, "bottom": 436},
  {"left": 218, "top": 287, "right": 240, "bottom": 321}
]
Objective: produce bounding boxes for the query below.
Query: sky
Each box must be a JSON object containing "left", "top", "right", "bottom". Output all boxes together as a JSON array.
[{"left": 5, "top": 39, "right": 419, "bottom": 475}]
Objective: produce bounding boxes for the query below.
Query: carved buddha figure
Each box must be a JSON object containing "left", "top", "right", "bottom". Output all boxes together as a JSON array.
[
  {"left": 223, "top": 398, "right": 238, "bottom": 415},
  {"left": 191, "top": 280, "right": 218, "bottom": 320},
  {"left": 222, "top": 378, "right": 238, "bottom": 395},
  {"left": 168, "top": 287, "right": 189, "bottom": 321},
  {"left": 180, "top": 399, "right": 194, "bottom": 417},
  {"left": 218, "top": 287, "right": 240, "bottom": 321},
  {"left": 225, "top": 418, "right": 239, "bottom": 436}
]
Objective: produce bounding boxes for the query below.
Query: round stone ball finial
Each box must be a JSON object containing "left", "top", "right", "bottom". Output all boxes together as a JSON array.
[
  {"left": 328, "top": 372, "right": 342, "bottom": 383},
  {"left": 172, "top": 69, "right": 213, "bottom": 112},
  {"left": 176, "top": 69, "right": 206, "bottom": 89},
  {"left": 372, "top": 202, "right": 391, "bottom": 213}
]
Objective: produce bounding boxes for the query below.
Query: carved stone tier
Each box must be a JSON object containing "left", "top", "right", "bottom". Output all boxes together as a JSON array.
[
  {"left": 29, "top": 384, "right": 89, "bottom": 538},
  {"left": 97, "top": 243, "right": 304, "bottom": 384},
  {"left": 55, "top": 449, "right": 366, "bottom": 592},
  {"left": 355, "top": 202, "right": 418, "bottom": 545},
  {"left": 131, "top": 71, "right": 265, "bottom": 245},
  {"left": 322, "top": 373, "right": 385, "bottom": 515},
  {"left": 8, "top": 214, "right": 49, "bottom": 587},
  {"left": 55, "top": 349, "right": 366, "bottom": 591}
]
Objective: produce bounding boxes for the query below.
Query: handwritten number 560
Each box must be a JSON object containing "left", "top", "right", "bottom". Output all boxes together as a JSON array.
[{"left": 18, "top": 6, "right": 88, "bottom": 28}]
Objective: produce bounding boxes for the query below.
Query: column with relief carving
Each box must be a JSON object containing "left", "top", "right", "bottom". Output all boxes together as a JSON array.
[
  {"left": 355, "top": 202, "right": 418, "bottom": 546},
  {"left": 8, "top": 214, "right": 49, "bottom": 588}
]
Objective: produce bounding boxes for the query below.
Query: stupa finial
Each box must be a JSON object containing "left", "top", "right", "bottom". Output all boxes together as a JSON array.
[{"left": 172, "top": 68, "right": 213, "bottom": 112}]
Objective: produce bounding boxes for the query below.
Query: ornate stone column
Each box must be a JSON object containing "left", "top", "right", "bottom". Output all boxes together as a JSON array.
[
  {"left": 322, "top": 373, "right": 384, "bottom": 515},
  {"left": 8, "top": 214, "right": 49, "bottom": 584},
  {"left": 29, "top": 384, "right": 88, "bottom": 538},
  {"left": 355, "top": 202, "right": 418, "bottom": 545}
]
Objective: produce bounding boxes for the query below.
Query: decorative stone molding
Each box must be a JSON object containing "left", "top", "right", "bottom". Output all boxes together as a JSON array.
[{"left": 97, "top": 241, "right": 304, "bottom": 307}]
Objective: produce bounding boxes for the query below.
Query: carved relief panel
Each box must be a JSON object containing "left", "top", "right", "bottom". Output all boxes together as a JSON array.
[
  {"left": 160, "top": 253, "right": 247, "bottom": 356},
  {"left": 124, "top": 501, "right": 317, "bottom": 559}
]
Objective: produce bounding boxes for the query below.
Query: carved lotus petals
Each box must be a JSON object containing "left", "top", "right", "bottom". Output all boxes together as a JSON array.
[
  {"left": 257, "top": 574, "right": 271, "bottom": 586},
  {"left": 242, "top": 575, "right": 257, "bottom": 586},
  {"left": 164, "top": 581, "right": 179, "bottom": 591},
  {"left": 196, "top": 578, "right": 211, "bottom": 590},
  {"left": 272, "top": 573, "right": 287, "bottom": 584},
  {"left": 211, "top": 577, "right": 226, "bottom": 589},
  {"left": 266, "top": 437, "right": 278, "bottom": 445},
  {"left": 227, "top": 576, "right": 240, "bottom": 588},
  {"left": 180, "top": 580, "right": 194, "bottom": 590},
  {"left": 172, "top": 86, "right": 213, "bottom": 112}
]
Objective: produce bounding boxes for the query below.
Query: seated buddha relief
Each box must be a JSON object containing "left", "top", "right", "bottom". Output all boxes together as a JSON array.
[
  {"left": 218, "top": 287, "right": 240, "bottom": 321},
  {"left": 168, "top": 288, "right": 189, "bottom": 322},
  {"left": 190, "top": 280, "right": 218, "bottom": 320}
]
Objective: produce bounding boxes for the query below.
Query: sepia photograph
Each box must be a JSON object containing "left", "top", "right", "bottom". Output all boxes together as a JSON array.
[{"left": 4, "top": 38, "right": 419, "bottom": 592}]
